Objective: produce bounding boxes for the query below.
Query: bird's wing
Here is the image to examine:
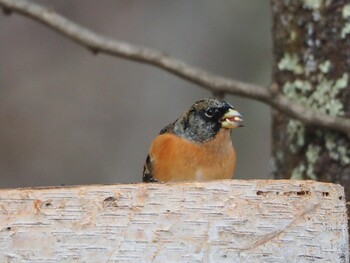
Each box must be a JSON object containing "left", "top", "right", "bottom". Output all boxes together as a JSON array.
[
  {"left": 143, "top": 121, "right": 175, "bottom": 182},
  {"left": 142, "top": 154, "right": 158, "bottom": 182}
]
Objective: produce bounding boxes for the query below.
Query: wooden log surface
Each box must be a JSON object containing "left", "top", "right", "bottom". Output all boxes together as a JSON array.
[{"left": 0, "top": 180, "right": 348, "bottom": 263}]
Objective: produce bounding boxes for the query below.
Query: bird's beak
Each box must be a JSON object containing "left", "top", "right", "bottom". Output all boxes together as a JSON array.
[{"left": 220, "top": 108, "right": 244, "bottom": 129}]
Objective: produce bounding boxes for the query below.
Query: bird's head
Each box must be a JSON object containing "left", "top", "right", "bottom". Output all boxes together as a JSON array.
[{"left": 173, "top": 98, "right": 243, "bottom": 143}]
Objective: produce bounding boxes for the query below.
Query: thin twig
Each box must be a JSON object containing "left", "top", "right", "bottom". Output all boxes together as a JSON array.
[{"left": 1, "top": 0, "right": 350, "bottom": 135}]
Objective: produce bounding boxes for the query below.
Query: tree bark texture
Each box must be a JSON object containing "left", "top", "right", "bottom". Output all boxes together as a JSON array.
[
  {"left": 271, "top": 1, "right": 350, "bottom": 203},
  {"left": 0, "top": 180, "right": 348, "bottom": 262}
]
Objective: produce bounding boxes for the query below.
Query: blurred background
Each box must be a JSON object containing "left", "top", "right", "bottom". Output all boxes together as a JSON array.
[{"left": 0, "top": 1, "right": 272, "bottom": 188}]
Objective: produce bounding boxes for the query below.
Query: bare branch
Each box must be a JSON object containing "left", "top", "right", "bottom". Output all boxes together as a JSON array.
[{"left": 1, "top": 0, "right": 350, "bottom": 135}]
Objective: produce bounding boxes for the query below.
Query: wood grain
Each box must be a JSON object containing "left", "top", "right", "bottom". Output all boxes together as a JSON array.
[{"left": 0, "top": 180, "right": 348, "bottom": 262}]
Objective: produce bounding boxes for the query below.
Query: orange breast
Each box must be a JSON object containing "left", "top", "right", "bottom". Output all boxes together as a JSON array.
[{"left": 149, "top": 129, "right": 236, "bottom": 181}]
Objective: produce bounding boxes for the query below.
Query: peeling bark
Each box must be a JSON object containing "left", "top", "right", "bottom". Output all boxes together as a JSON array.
[{"left": 0, "top": 180, "right": 348, "bottom": 262}]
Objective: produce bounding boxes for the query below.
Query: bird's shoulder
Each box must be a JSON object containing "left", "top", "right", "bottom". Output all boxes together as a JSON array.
[{"left": 159, "top": 121, "right": 176, "bottom": 135}]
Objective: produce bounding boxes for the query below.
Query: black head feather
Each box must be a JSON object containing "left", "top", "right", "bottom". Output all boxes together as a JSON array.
[{"left": 171, "top": 98, "right": 236, "bottom": 143}]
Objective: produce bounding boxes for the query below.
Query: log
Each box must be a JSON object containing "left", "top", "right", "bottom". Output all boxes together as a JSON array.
[{"left": 0, "top": 180, "right": 348, "bottom": 262}]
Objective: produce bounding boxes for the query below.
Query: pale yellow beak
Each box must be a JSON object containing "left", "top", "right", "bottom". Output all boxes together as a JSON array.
[{"left": 220, "top": 108, "right": 244, "bottom": 129}]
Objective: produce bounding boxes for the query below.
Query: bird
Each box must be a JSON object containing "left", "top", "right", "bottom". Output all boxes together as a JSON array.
[{"left": 142, "top": 98, "right": 243, "bottom": 182}]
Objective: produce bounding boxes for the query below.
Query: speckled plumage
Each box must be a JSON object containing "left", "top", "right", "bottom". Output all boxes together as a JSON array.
[{"left": 143, "top": 98, "right": 243, "bottom": 182}]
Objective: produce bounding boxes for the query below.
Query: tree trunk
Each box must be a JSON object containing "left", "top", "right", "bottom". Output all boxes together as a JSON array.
[{"left": 271, "top": 1, "right": 350, "bottom": 201}]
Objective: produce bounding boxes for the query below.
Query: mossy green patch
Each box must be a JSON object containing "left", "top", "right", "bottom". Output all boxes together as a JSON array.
[
  {"left": 303, "top": 0, "right": 323, "bottom": 10},
  {"left": 284, "top": 68, "right": 349, "bottom": 172},
  {"left": 342, "top": 4, "right": 350, "bottom": 18},
  {"left": 290, "top": 164, "right": 305, "bottom": 180},
  {"left": 318, "top": 60, "right": 331, "bottom": 73},
  {"left": 341, "top": 23, "right": 350, "bottom": 39},
  {"left": 305, "top": 144, "right": 321, "bottom": 180},
  {"left": 278, "top": 53, "right": 303, "bottom": 75}
]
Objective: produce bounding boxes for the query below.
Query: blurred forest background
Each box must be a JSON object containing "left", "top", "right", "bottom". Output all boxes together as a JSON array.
[{"left": 0, "top": 1, "right": 271, "bottom": 187}]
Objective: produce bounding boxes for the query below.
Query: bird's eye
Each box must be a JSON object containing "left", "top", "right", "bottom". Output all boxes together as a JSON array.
[{"left": 205, "top": 108, "right": 215, "bottom": 118}]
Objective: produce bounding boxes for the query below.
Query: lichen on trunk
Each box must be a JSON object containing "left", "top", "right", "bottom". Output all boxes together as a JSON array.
[{"left": 271, "top": 0, "right": 350, "bottom": 202}]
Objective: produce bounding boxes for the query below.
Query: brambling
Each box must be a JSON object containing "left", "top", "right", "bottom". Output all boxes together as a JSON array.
[{"left": 143, "top": 98, "right": 243, "bottom": 182}]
